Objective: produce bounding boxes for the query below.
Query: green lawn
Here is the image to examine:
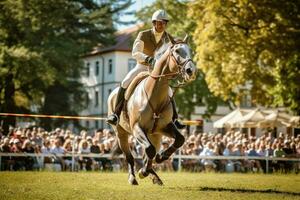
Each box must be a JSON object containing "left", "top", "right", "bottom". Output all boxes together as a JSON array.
[{"left": 0, "top": 172, "right": 299, "bottom": 200}]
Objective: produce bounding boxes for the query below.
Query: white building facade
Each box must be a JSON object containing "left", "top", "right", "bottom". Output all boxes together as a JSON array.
[{"left": 80, "top": 26, "right": 138, "bottom": 130}]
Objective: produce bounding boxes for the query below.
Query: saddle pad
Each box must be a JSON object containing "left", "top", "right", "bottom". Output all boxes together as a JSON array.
[{"left": 125, "top": 71, "right": 149, "bottom": 100}]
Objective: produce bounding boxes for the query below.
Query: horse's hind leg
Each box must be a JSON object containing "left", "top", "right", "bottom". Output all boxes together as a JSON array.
[
  {"left": 133, "top": 123, "right": 163, "bottom": 185},
  {"left": 116, "top": 126, "right": 138, "bottom": 185},
  {"left": 155, "top": 123, "right": 185, "bottom": 163}
]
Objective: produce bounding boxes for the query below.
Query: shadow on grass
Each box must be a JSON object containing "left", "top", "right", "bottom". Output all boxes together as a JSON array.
[
  {"left": 169, "top": 186, "right": 300, "bottom": 196},
  {"left": 198, "top": 187, "right": 300, "bottom": 196}
]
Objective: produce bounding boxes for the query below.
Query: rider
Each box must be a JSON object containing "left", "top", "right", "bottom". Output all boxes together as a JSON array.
[{"left": 106, "top": 9, "right": 185, "bottom": 129}]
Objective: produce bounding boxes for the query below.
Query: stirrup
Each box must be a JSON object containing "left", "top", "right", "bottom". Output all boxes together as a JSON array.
[{"left": 106, "top": 114, "right": 119, "bottom": 125}]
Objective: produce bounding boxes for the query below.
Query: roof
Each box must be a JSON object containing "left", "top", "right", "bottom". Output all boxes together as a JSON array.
[{"left": 84, "top": 24, "right": 142, "bottom": 57}]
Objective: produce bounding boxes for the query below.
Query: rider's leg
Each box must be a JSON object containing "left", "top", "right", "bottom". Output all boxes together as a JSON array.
[
  {"left": 106, "top": 64, "right": 147, "bottom": 125},
  {"left": 170, "top": 98, "right": 186, "bottom": 129},
  {"left": 106, "top": 87, "right": 126, "bottom": 125}
]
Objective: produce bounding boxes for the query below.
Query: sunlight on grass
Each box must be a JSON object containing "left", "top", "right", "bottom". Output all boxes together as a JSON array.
[{"left": 0, "top": 172, "right": 299, "bottom": 200}]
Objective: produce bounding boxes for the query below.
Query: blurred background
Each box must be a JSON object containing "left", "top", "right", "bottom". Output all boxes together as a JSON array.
[{"left": 0, "top": 0, "right": 299, "bottom": 136}]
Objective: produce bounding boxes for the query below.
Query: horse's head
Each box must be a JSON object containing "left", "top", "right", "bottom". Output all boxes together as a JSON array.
[{"left": 169, "top": 35, "right": 197, "bottom": 83}]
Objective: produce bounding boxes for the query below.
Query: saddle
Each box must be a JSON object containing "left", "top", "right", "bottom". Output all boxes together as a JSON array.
[{"left": 124, "top": 71, "right": 149, "bottom": 100}]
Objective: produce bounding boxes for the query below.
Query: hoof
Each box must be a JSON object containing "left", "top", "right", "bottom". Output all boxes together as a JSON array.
[
  {"left": 106, "top": 114, "right": 119, "bottom": 125},
  {"left": 138, "top": 168, "right": 148, "bottom": 179},
  {"left": 128, "top": 175, "right": 138, "bottom": 185},
  {"left": 151, "top": 176, "right": 164, "bottom": 186}
]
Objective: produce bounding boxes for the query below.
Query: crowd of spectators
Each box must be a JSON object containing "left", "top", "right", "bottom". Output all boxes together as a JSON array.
[
  {"left": 0, "top": 127, "right": 116, "bottom": 171},
  {"left": 0, "top": 126, "right": 299, "bottom": 173},
  {"left": 178, "top": 130, "right": 300, "bottom": 173}
]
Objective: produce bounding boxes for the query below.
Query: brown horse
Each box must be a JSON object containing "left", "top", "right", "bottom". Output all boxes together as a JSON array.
[{"left": 107, "top": 36, "right": 197, "bottom": 185}]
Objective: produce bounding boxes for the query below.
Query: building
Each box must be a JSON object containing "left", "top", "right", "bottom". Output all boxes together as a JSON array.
[{"left": 80, "top": 25, "right": 141, "bottom": 130}]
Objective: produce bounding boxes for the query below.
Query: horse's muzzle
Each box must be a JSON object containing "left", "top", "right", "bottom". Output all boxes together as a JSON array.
[{"left": 184, "top": 62, "right": 197, "bottom": 82}]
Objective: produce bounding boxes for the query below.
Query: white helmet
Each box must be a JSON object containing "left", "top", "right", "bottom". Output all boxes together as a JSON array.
[{"left": 152, "top": 9, "right": 169, "bottom": 22}]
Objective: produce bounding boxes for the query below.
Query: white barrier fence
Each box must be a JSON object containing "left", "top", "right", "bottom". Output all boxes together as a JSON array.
[{"left": 1, "top": 153, "right": 299, "bottom": 173}]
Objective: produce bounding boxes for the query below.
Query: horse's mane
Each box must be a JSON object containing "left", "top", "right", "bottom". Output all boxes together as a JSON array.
[
  {"left": 154, "top": 38, "right": 187, "bottom": 61},
  {"left": 154, "top": 38, "right": 171, "bottom": 61}
]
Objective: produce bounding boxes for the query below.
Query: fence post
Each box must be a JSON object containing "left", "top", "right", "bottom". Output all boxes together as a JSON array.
[
  {"left": 266, "top": 150, "right": 269, "bottom": 174},
  {"left": 72, "top": 140, "right": 75, "bottom": 172},
  {"left": 178, "top": 149, "right": 182, "bottom": 171}
]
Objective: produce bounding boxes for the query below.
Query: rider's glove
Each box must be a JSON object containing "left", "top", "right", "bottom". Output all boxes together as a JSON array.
[{"left": 145, "top": 56, "right": 155, "bottom": 67}]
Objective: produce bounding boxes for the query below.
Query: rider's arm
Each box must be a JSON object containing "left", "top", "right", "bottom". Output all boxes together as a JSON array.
[{"left": 132, "top": 33, "right": 148, "bottom": 63}]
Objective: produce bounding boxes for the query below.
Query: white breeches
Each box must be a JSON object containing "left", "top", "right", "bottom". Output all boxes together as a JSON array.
[{"left": 121, "top": 63, "right": 148, "bottom": 88}]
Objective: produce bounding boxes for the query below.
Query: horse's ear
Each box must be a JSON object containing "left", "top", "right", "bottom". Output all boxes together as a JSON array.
[{"left": 183, "top": 34, "right": 189, "bottom": 43}]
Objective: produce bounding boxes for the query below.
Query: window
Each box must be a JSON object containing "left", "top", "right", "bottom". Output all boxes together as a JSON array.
[
  {"left": 108, "top": 59, "right": 113, "bottom": 74},
  {"left": 95, "top": 91, "right": 99, "bottom": 107},
  {"left": 85, "top": 93, "right": 89, "bottom": 106},
  {"left": 95, "top": 121, "right": 99, "bottom": 129},
  {"left": 128, "top": 58, "right": 136, "bottom": 72},
  {"left": 95, "top": 61, "right": 99, "bottom": 76},
  {"left": 86, "top": 62, "right": 90, "bottom": 77}
]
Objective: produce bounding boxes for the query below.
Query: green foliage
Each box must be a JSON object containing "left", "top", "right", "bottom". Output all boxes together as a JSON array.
[
  {"left": 0, "top": 0, "right": 132, "bottom": 130},
  {"left": 270, "top": 55, "right": 300, "bottom": 114},
  {"left": 190, "top": 0, "right": 300, "bottom": 114},
  {"left": 136, "top": 0, "right": 223, "bottom": 119}
]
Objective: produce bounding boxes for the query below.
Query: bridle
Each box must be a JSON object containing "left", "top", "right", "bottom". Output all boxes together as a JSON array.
[
  {"left": 145, "top": 42, "right": 194, "bottom": 131},
  {"left": 149, "top": 42, "right": 193, "bottom": 82}
]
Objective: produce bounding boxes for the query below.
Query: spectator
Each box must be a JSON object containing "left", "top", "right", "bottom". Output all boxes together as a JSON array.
[
  {"left": 62, "top": 139, "right": 73, "bottom": 171},
  {"left": 0, "top": 138, "right": 12, "bottom": 170},
  {"left": 22, "top": 140, "right": 35, "bottom": 170},
  {"left": 78, "top": 139, "right": 92, "bottom": 171},
  {"left": 10, "top": 139, "right": 25, "bottom": 170},
  {"left": 233, "top": 142, "right": 245, "bottom": 172},
  {"left": 257, "top": 143, "right": 268, "bottom": 173},
  {"left": 31, "top": 130, "right": 43, "bottom": 147},
  {"left": 273, "top": 142, "right": 286, "bottom": 172},
  {"left": 50, "top": 138, "right": 65, "bottom": 170},
  {"left": 246, "top": 143, "right": 262, "bottom": 172},
  {"left": 282, "top": 141, "right": 294, "bottom": 173},
  {"left": 41, "top": 140, "right": 52, "bottom": 164},
  {"left": 199, "top": 142, "right": 216, "bottom": 171},
  {"left": 90, "top": 138, "right": 102, "bottom": 170}
]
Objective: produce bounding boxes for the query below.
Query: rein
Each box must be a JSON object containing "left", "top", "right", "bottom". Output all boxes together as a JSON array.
[
  {"left": 144, "top": 43, "right": 192, "bottom": 132},
  {"left": 149, "top": 50, "right": 180, "bottom": 80}
]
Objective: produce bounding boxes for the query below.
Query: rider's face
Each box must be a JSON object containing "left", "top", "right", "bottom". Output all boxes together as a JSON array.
[{"left": 153, "top": 20, "right": 167, "bottom": 33}]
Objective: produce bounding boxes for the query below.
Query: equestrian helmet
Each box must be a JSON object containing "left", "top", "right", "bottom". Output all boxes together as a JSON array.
[{"left": 152, "top": 9, "right": 169, "bottom": 22}]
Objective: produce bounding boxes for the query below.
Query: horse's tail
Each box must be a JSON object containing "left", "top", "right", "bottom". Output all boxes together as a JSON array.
[{"left": 111, "top": 140, "right": 123, "bottom": 158}]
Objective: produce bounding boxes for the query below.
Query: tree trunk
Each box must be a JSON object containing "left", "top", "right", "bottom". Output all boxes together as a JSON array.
[{"left": 1, "top": 74, "right": 16, "bottom": 134}]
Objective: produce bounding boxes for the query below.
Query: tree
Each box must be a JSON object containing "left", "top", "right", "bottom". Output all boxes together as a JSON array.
[
  {"left": 190, "top": 0, "right": 300, "bottom": 114},
  {"left": 136, "top": 0, "right": 223, "bottom": 119},
  {"left": 0, "top": 0, "right": 132, "bottom": 132}
]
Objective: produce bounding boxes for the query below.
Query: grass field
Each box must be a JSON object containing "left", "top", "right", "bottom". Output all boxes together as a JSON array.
[{"left": 0, "top": 172, "right": 299, "bottom": 200}]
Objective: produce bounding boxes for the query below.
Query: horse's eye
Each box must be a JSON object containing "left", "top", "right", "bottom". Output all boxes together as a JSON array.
[{"left": 175, "top": 49, "right": 180, "bottom": 54}]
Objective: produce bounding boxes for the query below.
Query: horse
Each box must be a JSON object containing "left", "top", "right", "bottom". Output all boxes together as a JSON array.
[{"left": 107, "top": 35, "right": 197, "bottom": 185}]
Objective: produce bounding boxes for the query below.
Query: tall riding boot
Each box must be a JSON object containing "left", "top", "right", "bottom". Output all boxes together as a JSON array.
[
  {"left": 106, "top": 87, "right": 126, "bottom": 125},
  {"left": 171, "top": 98, "right": 186, "bottom": 129}
]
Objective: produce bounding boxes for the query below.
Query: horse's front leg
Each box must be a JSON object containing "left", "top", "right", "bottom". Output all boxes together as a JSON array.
[
  {"left": 133, "top": 123, "right": 163, "bottom": 185},
  {"left": 155, "top": 123, "right": 185, "bottom": 163},
  {"left": 116, "top": 126, "right": 138, "bottom": 185}
]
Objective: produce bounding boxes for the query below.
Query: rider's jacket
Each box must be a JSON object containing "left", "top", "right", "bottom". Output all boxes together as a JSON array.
[{"left": 132, "top": 28, "right": 175, "bottom": 66}]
